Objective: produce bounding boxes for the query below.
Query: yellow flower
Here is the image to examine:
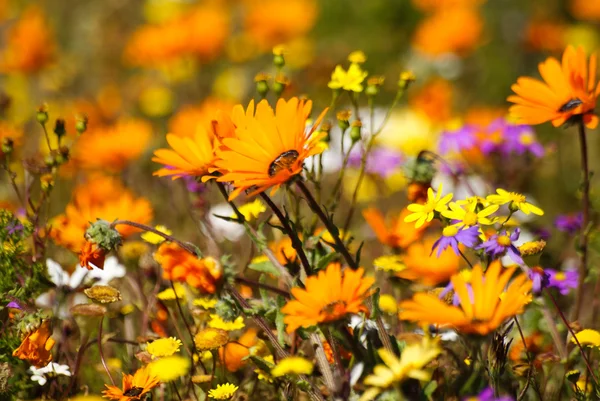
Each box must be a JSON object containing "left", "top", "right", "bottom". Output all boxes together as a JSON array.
[
  {"left": 120, "top": 241, "right": 149, "bottom": 262},
  {"left": 120, "top": 304, "right": 135, "bottom": 315},
  {"left": 441, "top": 199, "right": 498, "bottom": 227},
  {"left": 270, "top": 356, "right": 314, "bottom": 377},
  {"left": 232, "top": 199, "right": 266, "bottom": 221},
  {"left": 378, "top": 294, "right": 398, "bottom": 315},
  {"left": 348, "top": 50, "right": 366, "bottom": 64},
  {"left": 404, "top": 184, "right": 453, "bottom": 228},
  {"left": 157, "top": 283, "right": 186, "bottom": 301},
  {"left": 328, "top": 63, "right": 368, "bottom": 92},
  {"left": 374, "top": 255, "right": 406, "bottom": 273},
  {"left": 147, "top": 337, "right": 183, "bottom": 358},
  {"left": 254, "top": 355, "right": 275, "bottom": 382},
  {"left": 209, "top": 383, "right": 239, "bottom": 400},
  {"left": 84, "top": 286, "right": 122, "bottom": 304},
  {"left": 208, "top": 315, "right": 245, "bottom": 331},
  {"left": 360, "top": 337, "right": 441, "bottom": 401},
  {"left": 148, "top": 355, "right": 190, "bottom": 382},
  {"left": 519, "top": 240, "right": 546, "bottom": 256},
  {"left": 272, "top": 45, "right": 286, "bottom": 56},
  {"left": 141, "top": 225, "right": 172, "bottom": 245},
  {"left": 572, "top": 329, "right": 600, "bottom": 347},
  {"left": 194, "top": 297, "right": 218, "bottom": 309},
  {"left": 194, "top": 328, "right": 229, "bottom": 351},
  {"left": 486, "top": 189, "right": 544, "bottom": 216}
]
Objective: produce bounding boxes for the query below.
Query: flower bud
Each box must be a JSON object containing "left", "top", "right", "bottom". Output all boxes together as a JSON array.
[
  {"left": 36, "top": 105, "right": 48, "bottom": 124},
  {"left": 40, "top": 174, "right": 54, "bottom": 192},
  {"left": 85, "top": 219, "right": 123, "bottom": 252},
  {"left": 366, "top": 76, "right": 384, "bottom": 97},
  {"left": 53, "top": 119, "right": 66, "bottom": 138},
  {"left": 75, "top": 114, "right": 88, "bottom": 135},
  {"left": 350, "top": 120, "right": 362, "bottom": 143},
  {"left": 254, "top": 73, "right": 270, "bottom": 98},
  {"left": 1, "top": 138, "right": 13, "bottom": 155},
  {"left": 273, "top": 45, "right": 286, "bottom": 68},
  {"left": 336, "top": 110, "right": 351, "bottom": 131},
  {"left": 399, "top": 71, "right": 416, "bottom": 90},
  {"left": 273, "top": 74, "right": 289, "bottom": 97}
]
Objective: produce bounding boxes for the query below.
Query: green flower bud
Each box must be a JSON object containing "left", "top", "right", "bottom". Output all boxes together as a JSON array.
[
  {"left": 1, "top": 138, "right": 13, "bottom": 155},
  {"left": 84, "top": 219, "right": 123, "bottom": 252},
  {"left": 53, "top": 119, "right": 66, "bottom": 138},
  {"left": 75, "top": 115, "right": 88, "bottom": 135},
  {"left": 350, "top": 120, "right": 362, "bottom": 143}
]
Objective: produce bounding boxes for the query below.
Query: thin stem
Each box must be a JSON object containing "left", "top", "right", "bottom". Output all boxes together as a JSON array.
[
  {"left": 540, "top": 300, "right": 568, "bottom": 360},
  {"left": 260, "top": 192, "right": 312, "bottom": 276},
  {"left": 513, "top": 317, "right": 543, "bottom": 401},
  {"left": 309, "top": 332, "right": 336, "bottom": 393},
  {"left": 458, "top": 249, "right": 474, "bottom": 269},
  {"left": 98, "top": 317, "right": 116, "bottom": 386},
  {"left": 3, "top": 157, "right": 25, "bottom": 209},
  {"left": 41, "top": 122, "right": 53, "bottom": 152},
  {"left": 65, "top": 334, "right": 89, "bottom": 398},
  {"left": 296, "top": 179, "right": 357, "bottom": 269},
  {"left": 110, "top": 220, "right": 198, "bottom": 256},
  {"left": 326, "top": 140, "right": 357, "bottom": 211},
  {"left": 573, "top": 120, "right": 590, "bottom": 322}
]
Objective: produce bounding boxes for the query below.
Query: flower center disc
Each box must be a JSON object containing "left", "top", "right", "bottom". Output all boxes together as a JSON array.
[
  {"left": 268, "top": 150, "right": 300, "bottom": 177},
  {"left": 124, "top": 386, "right": 144, "bottom": 397},
  {"left": 322, "top": 300, "right": 347, "bottom": 319},
  {"left": 496, "top": 235, "right": 511, "bottom": 247}
]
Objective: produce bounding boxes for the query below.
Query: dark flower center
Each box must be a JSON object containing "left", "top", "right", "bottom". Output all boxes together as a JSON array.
[
  {"left": 321, "top": 300, "right": 347, "bottom": 318},
  {"left": 124, "top": 386, "right": 144, "bottom": 397},
  {"left": 559, "top": 98, "right": 583, "bottom": 112},
  {"left": 268, "top": 150, "right": 299, "bottom": 177}
]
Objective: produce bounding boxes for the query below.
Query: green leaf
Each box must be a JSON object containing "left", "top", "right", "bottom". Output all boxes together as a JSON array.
[
  {"left": 316, "top": 252, "right": 339, "bottom": 271},
  {"left": 249, "top": 355, "right": 274, "bottom": 373},
  {"left": 276, "top": 295, "right": 287, "bottom": 347},
  {"left": 371, "top": 288, "right": 381, "bottom": 320},
  {"left": 212, "top": 213, "right": 242, "bottom": 223},
  {"left": 249, "top": 260, "right": 281, "bottom": 277}
]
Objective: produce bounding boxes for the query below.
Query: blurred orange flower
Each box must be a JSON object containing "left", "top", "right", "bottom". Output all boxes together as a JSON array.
[
  {"left": 411, "top": 0, "right": 483, "bottom": 12},
  {"left": 412, "top": 8, "right": 483, "bottom": 56},
  {"left": 169, "top": 98, "right": 236, "bottom": 138},
  {"left": 409, "top": 79, "right": 454, "bottom": 123},
  {"left": 12, "top": 320, "right": 55, "bottom": 368},
  {"left": 508, "top": 45, "right": 600, "bottom": 129},
  {"left": 269, "top": 236, "right": 297, "bottom": 265},
  {"left": 73, "top": 119, "right": 152, "bottom": 172},
  {"left": 50, "top": 176, "right": 153, "bottom": 251},
  {"left": 0, "top": 122, "right": 22, "bottom": 154},
  {"left": 281, "top": 263, "right": 374, "bottom": 333},
  {"left": 0, "top": 6, "right": 55, "bottom": 73},
  {"left": 219, "top": 328, "right": 258, "bottom": 372},
  {"left": 243, "top": 0, "right": 318, "bottom": 51},
  {"left": 525, "top": 20, "right": 566, "bottom": 53},
  {"left": 570, "top": 0, "right": 600, "bottom": 22},
  {"left": 362, "top": 207, "right": 426, "bottom": 249},
  {"left": 399, "top": 236, "right": 461, "bottom": 286},
  {"left": 154, "top": 242, "right": 222, "bottom": 293},
  {"left": 213, "top": 97, "right": 327, "bottom": 200}
]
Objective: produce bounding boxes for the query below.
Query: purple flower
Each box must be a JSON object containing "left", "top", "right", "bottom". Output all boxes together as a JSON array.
[
  {"left": 347, "top": 147, "right": 403, "bottom": 177},
  {"left": 477, "top": 228, "right": 523, "bottom": 265},
  {"left": 183, "top": 176, "right": 206, "bottom": 194},
  {"left": 546, "top": 269, "right": 578, "bottom": 295},
  {"left": 502, "top": 124, "right": 544, "bottom": 157},
  {"left": 6, "top": 301, "right": 22, "bottom": 310},
  {"left": 438, "top": 124, "right": 477, "bottom": 154},
  {"left": 554, "top": 213, "right": 583, "bottom": 234},
  {"left": 464, "top": 387, "right": 514, "bottom": 401},
  {"left": 6, "top": 220, "right": 23, "bottom": 235},
  {"left": 528, "top": 267, "right": 549, "bottom": 294},
  {"left": 432, "top": 225, "right": 480, "bottom": 257}
]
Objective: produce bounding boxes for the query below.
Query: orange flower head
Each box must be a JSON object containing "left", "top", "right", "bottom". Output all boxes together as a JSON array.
[
  {"left": 79, "top": 240, "right": 107, "bottom": 270},
  {"left": 269, "top": 236, "right": 297, "bottom": 265},
  {"left": 411, "top": 0, "right": 483, "bottom": 12},
  {"left": 12, "top": 320, "right": 55, "bottom": 368},
  {"left": 525, "top": 20, "right": 566, "bottom": 53},
  {"left": 400, "top": 236, "right": 461, "bottom": 286},
  {"left": 73, "top": 119, "right": 152, "bottom": 172},
  {"left": 168, "top": 98, "right": 237, "bottom": 138},
  {"left": 399, "top": 261, "right": 532, "bottom": 335},
  {"left": 214, "top": 97, "right": 327, "bottom": 200},
  {"left": 570, "top": 0, "right": 600, "bottom": 22},
  {"left": 362, "top": 207, "right": 426, "bottom": 249},
  {"left": 508, "top": 45, "right": 600, "bottom": 129},
  {"left": 1, "top": 6, "right": 55, "bottom": 73},
  {"left": 409, "top": 78, "right": 454, "bottom": 123},
  {"left": 0, "top": 122, "right": 23, "bottom": 154},
  {"left": 103, "top": 365, "right": 160, "bottom": 401},
  {"left": 281, "top": 263, "right": 375, "bottom": 333},
  {"left": 412, "top": 8, "right": 483, "bottom": 57},
  {"left": 154, "top": 242, "right": 222, "bottom": 293},
  {"left": 219, "top": 328, "right": 258, "bottom": 372}
]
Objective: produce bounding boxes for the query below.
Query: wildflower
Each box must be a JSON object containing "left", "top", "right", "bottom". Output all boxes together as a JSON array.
[
  {"left": 102, "top": 365, "right": 159, "bottom": 401},
  {"left": 168, "top": 98, "right": 237, "bottom": 139},
  {"left": 348, "top": 50, "right": 367, "bottom": 64},
  {"left": 147, "top": 337, "right": 182, "bottom": 358},
  {"left": 157, "top": 283, "right": 186, "bottom": 301},
  {"left": 528, "top": 266, "right": 549, "bottom": 294},
  {"left": 209, "top": 383, "right": 239, "bottom": 400},
  {"left": 29, "top": 362, "right": 71, "bottom": 386},
  {"left": 463, "top": 387, "right": 514, "bottom": 401},
  {"left": 442, "top": 199, "right": 498, "bottom": 227},
  {"left": 348, "top": 148, "right": 403, "bottom": 178},
  {"left": 360, "top": 337, "right": 441, "bottom": 401},
  {"left": 363, "top": 207, "right": 426, "bottom": 248},
  {"left": 79, "top": 241, "right": 107, "bottom": 270},
  {"left": 570, "top": 0, "right": 600, "bottom": 21},
  {"left": 213, "top": 98, "right": 327, "bottom": 200},
  {"left": 401, "top": 237, "right": 461, "bottom": 286},
  {"left": 399, "top": 262, "right": 532, "bottom": 335},
  {"left": 84, "top": 285, "right": 122, "bottom": 304},
  {"left": 281, "top": 263, "right": 375, "bottom": 333},
  {"left": 487, "top": 189, "right": 544, "bottom": 215},
  {"left": 572, "top": 329, "right": 600, "bottom": 347},
  {"left": 477, "top": 229, "right": 524, "bottom": 265},
  {"left": 120, "top": 241, "right": 149, "bottom": 262},
  {"left": 270, "top": 356, "right": 314, "bottom": 377},
  {"left": 141, "top": 225, "right": 172, "bottom": 245},
  {"left": 373, "top": 255, "right": 406, "bottom": 273},
  {"left": 233, "top": 199, "right": 266, "bottom": 221},
  {"left": 431, "top": 225, "right": 480, "bottom": 257},
  {"left": 519, "top": 240, "right": 546, "bottom": 257},
  {"left": 501, "top": 123, "right": 545, "bottom": 157},
  {"left": 194, "top": 297, "right": 218, "bottom": 309},
  {"left": 194, "top": 328, "right": 229, "bottom": 351},
  {"left": 269, "top": 237, "right": 297, "bottom": 265},
  {"left": 12, "top": 320, "right": 55, "bottom": 368},
  {"left": 546, "top": 269, "right": 578, "bottom": 295},
  {"left": 148, "top": 355, "right": 190, "bottom": 382},
  {"left": 508, "top": 45, "right": 600, "bottom": 129},
  {"left": 328, "top": 63, "right": 369, "bottom": 92},
  {"left": 404, "top": 184, "right": 453, "bottom": 228},
  {"left": 208, "top": 315, "right": 245, "bottom": 331},
  {"left": 378, "top": 294, "right": 398, "bottom": 315},
  {"left": 438, "top": 123, "right": 477, "bottom": 154},
  {"left": 554, "top": 213, "right": 583, "bottom": 234},
  {"left": 219, "top": 329, "right": 258, "bottom": 372},
  {"left": 254, "top": 354, "right": 275, "bottom": 382}
]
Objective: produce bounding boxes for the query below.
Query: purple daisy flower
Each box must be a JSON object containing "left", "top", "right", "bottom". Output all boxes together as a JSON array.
[
  {"left": 347, "top": 147, "right": 402, "bottom": 178},
  {"left": 502, "top": 123, "right": 544, "bottom": 157},
  {"left": 464, "top": 387, "right": 514, "bottom": 401},
  {"left": 479, "top": 118, "right": 507, "bottom": 155},
  {"left": 6, "top": 301, "right": 22, "bottom": 310},
  {"left": 477, "top": 228, "right": 523, "bottom": 265},
  {"left": 183, "top": 176, "right": 206, "bottom": 194},
  {"left": 546, "top": 269, "right": 578, "bottom": 295},
  {"left": 554, "top": 213, "right": 583, "bottom": 234},
  {"left": 528, "top": 266, "right": 549, "bottom": 294},
  {"left": 431, "top": 225, "right": 480, "bottom": 258},
  {"left": 438, "top": 124, "right": 477, "bottom": 154},
  {"left": 6, "top": 220, "right": 23, "bottom": 235}
]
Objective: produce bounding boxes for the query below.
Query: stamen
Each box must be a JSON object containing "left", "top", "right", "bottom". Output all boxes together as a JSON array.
[{"left": 268, "top": 150, "right": 300, "bottom": 177}]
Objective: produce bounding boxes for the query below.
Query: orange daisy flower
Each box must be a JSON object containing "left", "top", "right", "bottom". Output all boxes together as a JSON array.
[
  {"left": 508, "top": 45, "right": 600, "bottom": 129},
  {"left": 362, "top": 207, "right": 427, "bottom": 249},
  {"left": 399, "top": 261, "right": 532, "bottom": 335},
  {"left": 399, "top": 236, "right": 461, "bottom": 286},
  {"left": 281, "top": 263, "right": 375, "bottom": 333},
  {"left": 219, "top": 328, "right": 258, "bottom": 372},
  {"left": 168, "top": 97, "right": 237, "bottom": 138},
  {"left": 103, "top": 365, "right": 160, "bottom": 401},
  {"left": 12, "top": 320, "right": 55, "bottom": 368},
  {"left": 214, "top": 97, "right": 327, "bottom": 200}
]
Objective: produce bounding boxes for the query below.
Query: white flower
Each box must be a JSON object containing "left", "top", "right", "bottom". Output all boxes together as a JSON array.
[
  {"left": 83, "top": 256, "right": 126, "bottom": 285},
  {"left": 208, "top": 203, "right": 245, "bottom": 241},
  {"left": 29, "top": 362, "right": 71, "bottom": 386}
]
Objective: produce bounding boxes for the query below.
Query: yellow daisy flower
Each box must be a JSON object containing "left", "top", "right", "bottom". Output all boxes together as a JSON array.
[
  {"left": 441, "top": 199, "right": 498, "bottom": 227},
  {"left": 147, "top": 337, "right": 182, "bottom": 358},
  {"left": 378, "top": 294, "right": 398, "bottom": 315},
  {"left": 486, "top": 188, "right": 544, "bottom": 215},
  {"left": 572, "top": 329, "right": 600, "bottom": 347},
  {"left": 209, "top": 383, "right": 239, "bottom": 400},
  {"left": 328, "top": 63, "right": 368, "bottom": 93},
  {"left": 141, "top": 225, "right": 172, "bottom": 244},
  {"left": 270, "top": 356, "right": 314, "bottom": 377},
  {"left": 194, "top": 328, "right": 229, "bottom": 351},
  {"left": 208, "top": 315, "right": 245, "bottom": 331},
  {"left": 148, "top": 355, "right": 190, "bottom": 382},
  {"left": 404, "top": 184, "right": 453, "bottom": 228},
  {"left": 373, "top": 255, "right": 406, "bottom": 273},
  {"left": 348, "top": 50, "right": 366, "bottom": 64},
  {"left": 157, "top": 283, "right": 186, "bottom": 301},
  {"left": 193, "top": 297, "right": 218, "bottom": 309},
  {"left": 232, "top": 199, "right": 266, "bottom": 222}
]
